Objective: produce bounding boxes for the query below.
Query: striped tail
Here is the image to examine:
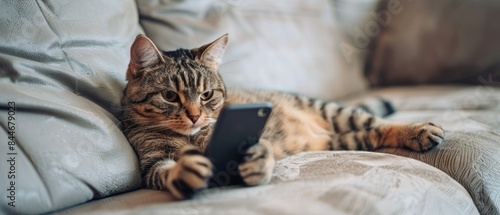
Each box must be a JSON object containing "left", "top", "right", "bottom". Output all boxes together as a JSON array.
[
  {"left": 357, "top": 98, "right": 395, "bottom": 118},
  {"left": 301, "top": 95, "right": 395, "bottom": 133}
]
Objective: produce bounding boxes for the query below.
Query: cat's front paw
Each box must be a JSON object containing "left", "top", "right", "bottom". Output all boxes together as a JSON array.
[
  {"left": 167, "top": 147, "right": 213, "bottom": 199},
  {"left": 239, "top": 143, "right": 275, "bottom": 186},
  {"left": 405, "top": 122, "right": 445, "bottom": 152}
]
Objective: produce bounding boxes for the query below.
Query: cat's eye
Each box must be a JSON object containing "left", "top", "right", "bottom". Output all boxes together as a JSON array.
[
  {"left": 162, "top": 90, "right": 178, "bottom": 102},
  {"left": 201, "top": 90, "right": 214, "bottom": 100}
]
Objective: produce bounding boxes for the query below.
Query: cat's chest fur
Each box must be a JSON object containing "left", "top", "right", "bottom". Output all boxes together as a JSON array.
[{"left": 189, "top": 125, "right": 214, "bottom": 152}]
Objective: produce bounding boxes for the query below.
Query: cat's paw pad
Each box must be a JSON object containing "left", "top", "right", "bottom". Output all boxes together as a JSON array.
[
  {"left": 406, "top": 122, "right": 445, "bottom": 152},
  {"left": 239, "top": 143, "right": 275, "bottom": 186},
  {"left": 167, "top": 147, "right": 212, "bottom": 199}
]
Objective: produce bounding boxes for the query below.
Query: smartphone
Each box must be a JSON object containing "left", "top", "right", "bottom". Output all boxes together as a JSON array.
[{"left": 205, "top": 103, "right": 272, "bottom": 188}]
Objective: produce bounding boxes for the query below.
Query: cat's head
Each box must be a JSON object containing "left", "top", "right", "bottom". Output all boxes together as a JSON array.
[{"left": 122, "top": 34, "right": 228, "bottom": 135}]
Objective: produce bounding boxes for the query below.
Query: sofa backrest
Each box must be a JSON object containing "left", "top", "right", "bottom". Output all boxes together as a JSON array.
[
  {"left": 138, "top": 0, "right": 370, "bottom": 100},
  {"left": 365, "top": 0, "right": 500, "bottom": 86}
]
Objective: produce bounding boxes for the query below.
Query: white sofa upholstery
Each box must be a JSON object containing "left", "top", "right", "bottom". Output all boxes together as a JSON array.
[{"left": 1, "top": 1, "right": 498, "bottom": 214}]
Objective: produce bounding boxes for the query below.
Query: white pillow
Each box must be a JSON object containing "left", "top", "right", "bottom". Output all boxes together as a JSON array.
[{"left": 0, "top": 1, "right": 143, "bottom": 214}]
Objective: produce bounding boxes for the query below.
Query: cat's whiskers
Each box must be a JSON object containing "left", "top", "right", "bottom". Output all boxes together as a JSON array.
[
  {"left": 218, "top": 59, "right": 242, "bottom": 76},
  {"left": 117, "top": 118, "right": 155, "bottom": 131},
  {"left": 203, "top": 116, "right": 217, "bottom": 124},
  {"left": 222, "top": 97, "right": 238, "bottom": 103},
  {"left": 117, "top": 117, "right": 155, "bottom": 125},
  {"left": 112, "top": 106, "right": 136, "bottom": 111},
  {"left": 126, "top": 125, "right": 167, "bottom": 134}
]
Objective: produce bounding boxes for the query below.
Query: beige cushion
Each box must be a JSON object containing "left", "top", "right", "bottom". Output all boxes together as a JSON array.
[
  {"left": 58, "top": 151, "right": 478, "bottom": 215},
  {"left": 346, "top": 85, "right": 500, "bottom": 214}
]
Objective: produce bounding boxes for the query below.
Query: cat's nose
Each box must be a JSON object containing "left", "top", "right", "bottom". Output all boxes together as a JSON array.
[{"left": 187, "top": 115, "right": 200, "bottom": 123}]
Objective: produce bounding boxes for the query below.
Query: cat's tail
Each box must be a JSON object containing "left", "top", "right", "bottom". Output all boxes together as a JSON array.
[
  {"left": 302, "top": 94, "right": 395, "bottom": 123},
  {"left": 305, "top": 96, "right": 395, "bottom": 133},
  {"left": 356, "top": 98, "right": 395, "bottom": 118}
]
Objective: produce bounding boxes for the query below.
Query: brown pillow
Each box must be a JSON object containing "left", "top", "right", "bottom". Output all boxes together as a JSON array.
[{"left": 365, "top": 0, "right": 500, "bottom": 86}]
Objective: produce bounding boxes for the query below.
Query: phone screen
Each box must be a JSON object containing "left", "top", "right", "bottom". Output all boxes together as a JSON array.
[{"left": 205, "top": 103, "right": 272, "bottom": 188}]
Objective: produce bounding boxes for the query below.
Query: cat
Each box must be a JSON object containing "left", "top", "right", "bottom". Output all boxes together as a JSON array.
[{"left": 121, "top": 34, "right": 445, "bottom": 200}]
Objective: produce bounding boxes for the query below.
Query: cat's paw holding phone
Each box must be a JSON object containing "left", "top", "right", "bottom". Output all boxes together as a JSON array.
[
  {"left": 167, "top": 146, "right": 213, "bottom": 199},
  {"left": 239, "top": 142, "right": 275, "bottom": 186}
]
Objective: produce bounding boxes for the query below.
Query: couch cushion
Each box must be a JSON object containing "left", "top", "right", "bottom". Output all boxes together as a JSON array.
[
  {"left": 345, "top": 85, "right": 500, "bottom": 215},
  {"left": 137, "top": 0, "right": 368, "bottom": 100},
  {"left": 57, "top": 151, "right": 478, "bottom": 215},
  {"left": 0, "top": 1, "right": 143, "bottom": 214},
  {"left": 364, "top": 0, "right": 500, "bottom": 86}
]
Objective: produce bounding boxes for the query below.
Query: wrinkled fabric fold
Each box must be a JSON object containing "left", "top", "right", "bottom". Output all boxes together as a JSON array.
[{"left": 0, "top": 1, "right": 143, "bottom": 214}]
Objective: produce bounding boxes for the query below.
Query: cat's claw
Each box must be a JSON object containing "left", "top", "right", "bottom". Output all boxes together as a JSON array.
[
  {"left": 167, "top": 147, "right": 213, "bottom": 199},
  {"left": 239, "top": 143, "right": 275, "bottom": 186},
  {"left": 406, "top": 122, "right": 445, "bottom": 152}
]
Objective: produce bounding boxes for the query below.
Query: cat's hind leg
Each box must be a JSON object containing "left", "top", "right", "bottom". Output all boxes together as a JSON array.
[
  {"left": 319, "top": 98, "right": 445, "bottom": 152},
  {"left": 327, "top": 122, "right": 445, "bottom": 152}
]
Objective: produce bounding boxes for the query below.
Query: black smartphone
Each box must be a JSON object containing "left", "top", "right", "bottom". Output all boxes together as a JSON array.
[{"left": 205, "top": 103, "right": 272, "bottom": 188}]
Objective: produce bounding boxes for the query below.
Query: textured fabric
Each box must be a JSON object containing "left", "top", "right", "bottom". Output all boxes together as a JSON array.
[
  {"left": 137, "top": 0, "right": 368, "bottom": 100},
  {"left": 345, "top": 85, "right": 500, "bottom": 215},
  {"left": 0, "top": 1, "right": 143, "bottom": 214},
  {"left": 57, "top": 151, "right": 478, "bottom": 215},
  {"left": 0, "top": 1, "right": 495, "bottom": 214},
  {"left": 365, "top": 0, "right": 500, "bottom": 86}
]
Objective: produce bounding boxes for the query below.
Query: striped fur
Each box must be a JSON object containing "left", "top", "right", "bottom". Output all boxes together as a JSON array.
[{"left": 121, "top": 34, "right": 445, "bottom": 200}]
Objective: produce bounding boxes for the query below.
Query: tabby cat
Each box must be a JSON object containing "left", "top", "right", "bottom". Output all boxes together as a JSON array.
[{"left": 121, "top": 34, "right": 445, "bottom": 199}]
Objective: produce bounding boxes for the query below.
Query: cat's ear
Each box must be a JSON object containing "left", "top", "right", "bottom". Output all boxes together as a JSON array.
[
  {"left": 194, "top": 34, "right": 229, "bottom": 71},
  {"left": 127, "top": 34, "right": 165, "bottom": 80}
]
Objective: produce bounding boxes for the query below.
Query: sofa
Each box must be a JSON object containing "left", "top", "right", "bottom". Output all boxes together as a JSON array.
[{"left": 0, "top": 0, "right": 498, "bottom": 214}]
